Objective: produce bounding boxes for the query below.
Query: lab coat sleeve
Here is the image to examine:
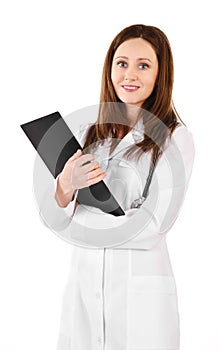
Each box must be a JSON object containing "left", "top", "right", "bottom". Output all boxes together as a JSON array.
[
  {"left": 36, "top": 123, "right": 90, "bottom": 232},
  {"left": 115, "top": 125, "right": 195, "bottom": 249},
  {"left": 76, "top": 125, "right": 195, "bottom": 249}
]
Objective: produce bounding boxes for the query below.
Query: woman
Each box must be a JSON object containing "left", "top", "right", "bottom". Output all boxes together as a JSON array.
[{"left": 41, "top": 24, "right": 195, "bottom": 349}]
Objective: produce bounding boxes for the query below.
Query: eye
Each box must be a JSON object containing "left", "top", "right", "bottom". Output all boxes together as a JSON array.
[
  {"left": 117, "top": 61, "right": 127, "bottom": 68},
  {"left": 139, "top": 63, "right": 149, "bottom": 70}
]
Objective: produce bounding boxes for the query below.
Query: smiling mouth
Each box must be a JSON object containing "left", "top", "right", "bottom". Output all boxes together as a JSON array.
[{"left": 122, "top": 85, "right": 140, "bottom": 92}]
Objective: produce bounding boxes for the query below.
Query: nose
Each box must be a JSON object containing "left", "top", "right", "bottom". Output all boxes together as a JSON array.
[{"left": 124, "top": 66, "right": 137, "bottom": 81}]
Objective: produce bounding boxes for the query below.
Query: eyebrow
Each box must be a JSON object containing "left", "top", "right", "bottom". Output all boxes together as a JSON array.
[{"left": 114, "top": 55, "right": 153, "bottom": 63}]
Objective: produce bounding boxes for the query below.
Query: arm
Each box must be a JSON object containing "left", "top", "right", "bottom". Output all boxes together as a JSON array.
[
  {"left": 54, "top": 154, "right": 79, "bottom": 208},
  {"left": 36, "top": 123, "right": 101, "bottom": 231},
  {"left": 115, "top": 125, "right": 195, "bottom": 249},
  {"left": 69, "top": 125, "right": 195, "bottom": 249}
]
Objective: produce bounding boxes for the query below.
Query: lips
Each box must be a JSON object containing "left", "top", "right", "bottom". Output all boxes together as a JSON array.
[{"left": 122, "top": 85, "right": 140, "bottom": 92}]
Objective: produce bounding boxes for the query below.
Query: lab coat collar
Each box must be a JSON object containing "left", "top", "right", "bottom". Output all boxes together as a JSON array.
[
  {"left": 104, "top": 116, "right": 145, "bottom": 159},
  {"left": 131, "top": 116, "right": 145, "bottom": 142}
]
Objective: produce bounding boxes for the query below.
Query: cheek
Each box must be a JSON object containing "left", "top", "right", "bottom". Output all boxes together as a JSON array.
[
  {"left": 111, "top": 67, "right": 122, "bottom": 85},
  {"left": 143, "top": 75, "right": 157, "bottom": 91},
  {"left": 111, "top": 74, "right": 120, "bottom": 94}
]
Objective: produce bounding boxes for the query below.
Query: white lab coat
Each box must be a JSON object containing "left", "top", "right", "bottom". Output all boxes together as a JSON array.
[{"left": 37, "top": 117, "right": 195, "bottom": 350}]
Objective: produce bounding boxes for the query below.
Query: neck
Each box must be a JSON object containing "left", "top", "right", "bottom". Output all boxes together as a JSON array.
[{"left": 125, "top": 104, "right": 141, "bottom": 127}]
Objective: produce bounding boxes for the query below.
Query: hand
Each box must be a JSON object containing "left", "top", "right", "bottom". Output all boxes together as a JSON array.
[{"left": 58, "top": 149, "right": 107, "bottom": 196}]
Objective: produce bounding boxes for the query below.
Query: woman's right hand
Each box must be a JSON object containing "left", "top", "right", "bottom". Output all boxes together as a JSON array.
[{"left": 55, "top": 149, "right": 107, "bottom": 208}]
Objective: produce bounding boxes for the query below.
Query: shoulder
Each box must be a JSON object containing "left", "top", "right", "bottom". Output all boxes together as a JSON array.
[
  {"left": 172, "top": 124, "right": 194, "bottom": 144},
  {"left": 161, "top": 124, "right": 195, "bottom": 182},
  {"left": 165, "top": 124, "right": 195, "bottom": 157}
]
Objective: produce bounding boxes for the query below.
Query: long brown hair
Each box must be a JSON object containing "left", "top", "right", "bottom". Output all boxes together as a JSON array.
[{"left": 83, "top": 24, "right": 184, "bottom": 164}]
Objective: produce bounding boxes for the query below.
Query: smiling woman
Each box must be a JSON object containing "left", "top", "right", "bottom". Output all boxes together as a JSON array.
[
  {"left": 37, "top": 24, "right": 195, "bottom": 350},
  {"left": 111, "top": 38, "right": 158, "bottom": 110},
  {"left": 82, "top": 24, "right": 182, "bottom": 167}
]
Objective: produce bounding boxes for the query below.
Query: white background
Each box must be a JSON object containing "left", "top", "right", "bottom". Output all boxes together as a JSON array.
[{"left": 0, "top": 0, "right": 219, "bottom": 349}]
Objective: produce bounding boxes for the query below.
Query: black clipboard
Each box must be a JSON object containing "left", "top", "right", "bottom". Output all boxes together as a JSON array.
[{"left": 20, "top": 111, "right": 125, "bottom": 216}]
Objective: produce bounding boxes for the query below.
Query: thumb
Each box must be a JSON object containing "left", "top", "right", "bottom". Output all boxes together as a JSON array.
[
  {"left": 72, "top": 149, "right": 82, "bottom": 159},
  {"left": 67, "top": 149, "right": 82, "bottom": 163}
]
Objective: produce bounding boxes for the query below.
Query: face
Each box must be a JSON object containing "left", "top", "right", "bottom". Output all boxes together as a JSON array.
[{"left": 111, "top": 38, "right": 158, "bottom": 109}]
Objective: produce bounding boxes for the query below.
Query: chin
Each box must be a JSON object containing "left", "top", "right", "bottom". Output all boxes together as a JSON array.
[{"left": 118, "top": 98, "right": 138, "bottom": 105}]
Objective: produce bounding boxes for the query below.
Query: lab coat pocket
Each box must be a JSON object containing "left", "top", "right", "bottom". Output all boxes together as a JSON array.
[{"left": 127, "top": 275, "right": 180, "bottom": 349}]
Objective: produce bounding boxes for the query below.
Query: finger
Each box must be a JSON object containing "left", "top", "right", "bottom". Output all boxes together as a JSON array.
[
  {"left": 86, "top": 166, "right": 103, "bottom": 180},
  {"left": 86, "top": 172, "right": 107, "bottom": 186},
  {"left": 83, "top": 161, "right": 100, "bottom": 174},
  {"left": 66, "top": 149, "right": 82, "bottom": 164},
  {"left": 77, "top": 153, "right": 95, "bottom": 167}
]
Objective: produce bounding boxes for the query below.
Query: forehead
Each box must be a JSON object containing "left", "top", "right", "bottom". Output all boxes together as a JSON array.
[{"left": 113, "top": 38, "right": 157, "bottom": 62}]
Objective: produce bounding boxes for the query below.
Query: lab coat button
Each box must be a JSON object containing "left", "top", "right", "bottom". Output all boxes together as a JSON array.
[{"left": 97, "top": 336, "right": 102, "bottom": 343}]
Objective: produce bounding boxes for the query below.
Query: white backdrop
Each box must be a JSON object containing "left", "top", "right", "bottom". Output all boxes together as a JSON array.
[{"left": 0, "top": 0, "right": 219, "bottom": 349}]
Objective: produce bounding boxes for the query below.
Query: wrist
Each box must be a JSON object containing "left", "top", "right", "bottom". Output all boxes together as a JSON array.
[
  {"left": 58, "top": 174, "right": 76, "bottom": 196},
  {"left": 55, "top": 175, "right": 76, "bottom": 207}
]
